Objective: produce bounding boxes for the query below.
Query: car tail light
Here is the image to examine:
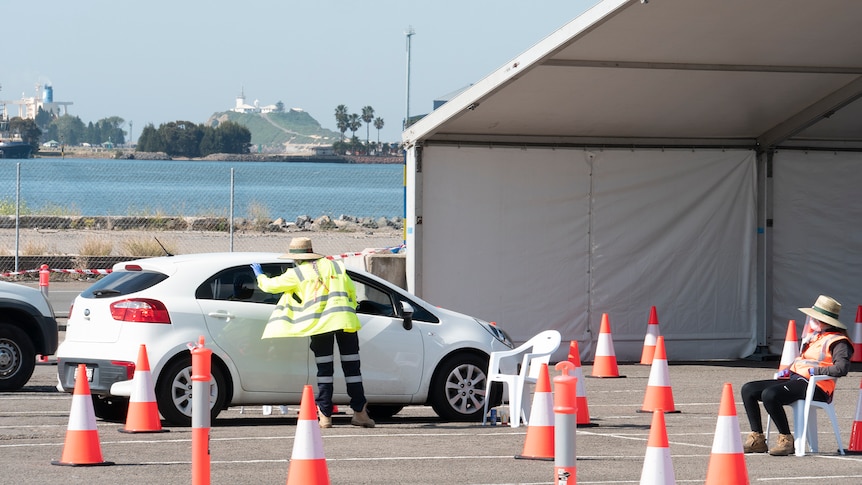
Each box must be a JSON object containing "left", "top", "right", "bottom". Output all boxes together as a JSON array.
[
  {"left": 110, "top": 298, "right": 171, "bottom": 323},
  {"left": 111, "top": 360, "right": 136, "bottom": 380}
]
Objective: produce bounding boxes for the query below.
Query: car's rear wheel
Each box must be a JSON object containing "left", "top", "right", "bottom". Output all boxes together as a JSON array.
[
  {"left": 0, "top": 323, "right": 36, "bottom": 391},
  {"left": 156, "top": 357, "right": 227, "bottom": 426},
  {"left": 429, "top": 353, "right": 496, "bottom": 421}
]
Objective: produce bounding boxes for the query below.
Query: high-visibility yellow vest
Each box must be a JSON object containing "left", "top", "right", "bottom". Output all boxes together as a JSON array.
[
  {"left": 257, "top": 258, "right": 361, "bottom": 338},
  {"left": 789, "top": 332, "right": 850, "bottom": 396}
]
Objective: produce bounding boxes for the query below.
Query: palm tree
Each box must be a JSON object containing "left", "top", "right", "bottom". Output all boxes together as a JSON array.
[
  {"left": 347, "top": 113, "right": 361, "bottom": 145},
  {"left": 334, "top": 105, "right": 348, "bottom": 141},
  {"left": 373, "top": 117, "right": 384, "bottom": 146},
  {"left": 361, "top": 106, "right": 374, "bottom": 148}
]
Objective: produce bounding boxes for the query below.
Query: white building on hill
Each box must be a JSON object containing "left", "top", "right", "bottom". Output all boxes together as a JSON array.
[{"left": 232, "top": 88, "right": 280, "bottom": 114}]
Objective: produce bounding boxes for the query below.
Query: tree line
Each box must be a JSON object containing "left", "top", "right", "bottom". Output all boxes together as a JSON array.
[
  {"left": 5, "top": 109, "right": 128, "bottom": 152},
  {"left": 333, "top": 105, "right": 394, "bottom": 155},
  {"left": 136, "top": 120, "right": 251, "bottom": 158}
]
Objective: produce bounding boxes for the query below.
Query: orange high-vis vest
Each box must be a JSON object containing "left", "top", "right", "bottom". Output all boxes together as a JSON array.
[{"left": 789, "top": 332, "right": 850, "bottom": 396}]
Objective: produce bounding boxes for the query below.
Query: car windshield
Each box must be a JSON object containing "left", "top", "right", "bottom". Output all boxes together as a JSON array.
[{"left": 81, "top": 270, "right": 168, "bottom": 298}]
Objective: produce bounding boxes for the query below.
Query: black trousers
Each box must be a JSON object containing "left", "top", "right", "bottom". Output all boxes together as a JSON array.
[
  {"left": 309, "top": 329, "right": 367, "bottom": 416},
  {"left": 740, "top": 377, "right": 828, "bottom": 435}
]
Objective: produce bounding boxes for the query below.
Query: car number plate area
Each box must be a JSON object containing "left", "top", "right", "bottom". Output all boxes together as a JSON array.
[{"left": 73, "top": 365, "right": 95, "bottom": 382}]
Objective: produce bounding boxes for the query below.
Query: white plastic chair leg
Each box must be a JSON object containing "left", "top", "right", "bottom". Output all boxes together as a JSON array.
[{"left": 792, "top": 401, "right": 814, "bottom": 456}]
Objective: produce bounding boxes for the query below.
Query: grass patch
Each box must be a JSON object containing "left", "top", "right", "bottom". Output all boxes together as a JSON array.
[
  {"left": 247, "top": 200, "right": 271, "bottom": 231},
  {"left": 79, "top": 237, "right": 113, "bottom": 256},
  {"left": 21, "top": 240, "right": 50, "bottom": 256},
  {"left": 122, "top": 238, "right": 177, "bottom": 257}
]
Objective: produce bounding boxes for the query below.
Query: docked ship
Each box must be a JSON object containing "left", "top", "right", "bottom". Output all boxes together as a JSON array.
[{"left": 0, "top": 118, "right": 32, "bottom": 159}]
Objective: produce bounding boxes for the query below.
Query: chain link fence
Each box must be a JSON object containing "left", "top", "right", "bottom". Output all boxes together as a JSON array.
[{"left": 0, "top": 158, "right": 405, "bottom": 280}]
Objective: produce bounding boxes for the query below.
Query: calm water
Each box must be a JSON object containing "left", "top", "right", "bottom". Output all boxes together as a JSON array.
[{"left": 0, "top": 158, "right": 405, "bottom": 220}]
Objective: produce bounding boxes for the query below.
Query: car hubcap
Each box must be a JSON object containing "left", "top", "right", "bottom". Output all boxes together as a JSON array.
[
  {"left": 0, "top": 340, "right": 19, "bottom": 377},
  {"left": 445, "top": 363, "right": 486, "bottom": 415},
  {"left": 171, "top": 366, "right": 219, "bottom": 418}
]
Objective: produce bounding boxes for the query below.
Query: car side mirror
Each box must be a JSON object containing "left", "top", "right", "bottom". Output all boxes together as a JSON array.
[{"left": 400, "top": 301, "right": 414, "bottom": 330}]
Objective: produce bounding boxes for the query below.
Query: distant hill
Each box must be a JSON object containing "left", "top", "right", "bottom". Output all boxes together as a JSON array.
[{"left": 206, "top": 110, "right": 342, "bottom": 153}]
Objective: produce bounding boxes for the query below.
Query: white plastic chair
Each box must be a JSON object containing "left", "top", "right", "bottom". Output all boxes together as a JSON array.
[
  {"left": 482, "top": 330, "right": 562, "bottom": 428},
  {"left": 766, "top": 374, "right": 845, "bottom": 456}
]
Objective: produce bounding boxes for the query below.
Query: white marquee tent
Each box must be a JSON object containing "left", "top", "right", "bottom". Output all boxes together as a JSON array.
[{"left": 401, "top": 0, "right": 862, "bottom": 361}]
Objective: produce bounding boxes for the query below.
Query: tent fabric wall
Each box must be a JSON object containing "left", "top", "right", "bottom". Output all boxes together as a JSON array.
[
  {"left": 771, "top": 150, "right": 862, "bottom": 353},
  {"left": 414, "top": 145, "right": 757, "bottom": 361}
]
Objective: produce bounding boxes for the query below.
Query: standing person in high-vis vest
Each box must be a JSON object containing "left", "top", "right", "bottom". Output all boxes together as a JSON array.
[
  {"left": 740, "top": 295, "right": 853, "bottom": 455},
  {"left": 251, "top": 237, "right": 375, "bottom": 429}
]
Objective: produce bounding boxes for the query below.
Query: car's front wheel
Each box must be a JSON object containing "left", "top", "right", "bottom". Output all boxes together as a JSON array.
[
  {"left": 0, "top": 323, "right": 36, "bottom": 391},
  {"left": 156, "top": 357, "right": 228, "bottom": 426},
  {"left": 429, "top": 353, "right": 495, "bottom": 421}
]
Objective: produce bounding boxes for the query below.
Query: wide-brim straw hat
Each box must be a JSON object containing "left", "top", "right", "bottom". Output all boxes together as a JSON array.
[
  {"left": 279, "top": 237, "right": 324, "bottom": 260},
  {"left": 798, "top": 294, "right": 846, "bottom": 329}
]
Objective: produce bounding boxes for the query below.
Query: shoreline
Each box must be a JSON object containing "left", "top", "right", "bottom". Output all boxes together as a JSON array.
[{"left": 33, "top": 150, "right": 404, "bottom": 164}]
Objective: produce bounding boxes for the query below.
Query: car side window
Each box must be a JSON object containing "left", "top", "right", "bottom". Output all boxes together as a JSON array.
[
  {"left": 353, "top": 278, "right": 396, "bottom": 317},
  {"left": 195, "top": 266, "right": 283, "bottom": 304}
]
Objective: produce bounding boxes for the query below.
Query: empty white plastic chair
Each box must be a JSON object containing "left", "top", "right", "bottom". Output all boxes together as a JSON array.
[
  {"left": 766, "top": 374, "right": 845, "bottom": 456},
  {"left": 483, "top": 330, "right": 562, "bottom": 428}
]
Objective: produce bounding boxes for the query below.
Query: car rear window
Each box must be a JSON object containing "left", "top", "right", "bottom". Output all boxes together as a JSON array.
[{"left": 81, "top": 270, "right": 169, "bottom": 298}]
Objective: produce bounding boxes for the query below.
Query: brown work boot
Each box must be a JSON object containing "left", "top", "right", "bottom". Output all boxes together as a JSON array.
[
  {"left": 768, "top": 433, "right": 795, "bottom": 456},
  {"left": 318, "top": 408, "right": 332, "bottom": 429},
  {"left": 351, "top": 404, "right": 376, "bottom": 428},
  {"left": 743, "top": 432, "right": 767, "bottom": 453}
]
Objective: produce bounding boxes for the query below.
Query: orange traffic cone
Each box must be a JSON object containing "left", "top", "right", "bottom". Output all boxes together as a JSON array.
[
  {"left": 639, "top": 409, "right": 676, "bottom": 485},
  {"left": 778, "top": 320, "right": 799, "bottom": 371},
  {"left": 640, "top": 306, "right": 661, "bottom": 365},
  {"left": 705, "top": 383, "right": 749, "bottom": 485},
  {"left": 847, "top": 377, "right": 862, "bottom": 455},
  {"left": 287, "top": 385, "right": 330, "bottom": 485},
  {"left": 515, "top": 363, "right": 554, "bottom": 461},
  {"left": 52, "top": 364, "right": 114, "bottom": 466},
  {"left": 120, "top": 344, "right": 168, "bottom": 433},
  {"left": 566, "top": 340, "right": 596, "bottom": 427},
  {"left": 852, "top": 305, "right": 862, "bottom": 363},
  {"left": 639, "top": 336, "right": 679, "bottom": 413},
  {"left": 591, "top": 313, "right": 624, "bottom": 378}
]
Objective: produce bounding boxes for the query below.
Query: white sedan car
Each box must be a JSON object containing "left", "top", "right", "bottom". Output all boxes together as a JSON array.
[{"left": 56, "top": 252, "right": 512, "bottom": 425}]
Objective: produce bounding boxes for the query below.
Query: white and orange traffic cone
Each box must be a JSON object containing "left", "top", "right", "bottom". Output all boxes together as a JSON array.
[
  {"left": 852, "top": 305, "right": 862, "bottom": 363},
  {"left": 52, "top": 364, "right": 114, "bottom": 466},
  {"left": 640, "top": 306, "right": 661, "bottom": 365},
  {"left": 286, "top": 384, "right": 330, "bottom": 485},
  {"left": 566, "top": 340, "right": 596, "bottom": 427},
  {"left": 591, "top": 313, "right": 624, "bottom": 378},
  {"left": 639, "top": 336, "right": 679, "bottom": 413},
  {"left": 639, "top": 409, "right": 676, "bottom": 485},
  {"left": 705, "top": 382, "right": 749, "bottom": 485},
  {"left": 120, "top": 344, "right": 168, "bottom": 433},
  {"left": 778, "top": 320, "right": 799, "bottom": 372},
  {"left": 515, "top": 363, "right": 555, "bottom": 461},
  {"left": 847, "top": 377, "right": 862, "bottom": 455}
]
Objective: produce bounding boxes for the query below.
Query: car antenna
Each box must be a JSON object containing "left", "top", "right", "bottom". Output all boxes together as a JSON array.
[{"left": 154, "top": 237, "right": 174, "bottom": 256}]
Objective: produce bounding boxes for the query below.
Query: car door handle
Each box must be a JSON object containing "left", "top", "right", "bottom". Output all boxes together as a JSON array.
[{"left": 208, "top": 311, "right": 235, "bottom": 320}]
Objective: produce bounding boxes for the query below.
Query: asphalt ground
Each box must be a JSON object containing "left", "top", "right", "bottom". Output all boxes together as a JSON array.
[
  {"left": 3, "top": 353, "right": 862, "bottom": 484},
  {"left": 6, "top": 281, "right": 862, "bottom": 483}
]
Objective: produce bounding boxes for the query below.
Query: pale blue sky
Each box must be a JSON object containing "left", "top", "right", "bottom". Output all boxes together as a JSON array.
[{"left": 3, "top": 1, "right": 597, "bottom": 143}]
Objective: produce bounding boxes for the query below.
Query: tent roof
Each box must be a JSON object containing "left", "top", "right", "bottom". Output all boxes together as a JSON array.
[{"left": 403, "top": 0, "right": 862, "bottom": 150}]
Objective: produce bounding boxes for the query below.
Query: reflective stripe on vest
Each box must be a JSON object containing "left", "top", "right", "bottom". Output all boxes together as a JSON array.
[{"left": 789, "top": 332, "right": 850, "bottom": 396}]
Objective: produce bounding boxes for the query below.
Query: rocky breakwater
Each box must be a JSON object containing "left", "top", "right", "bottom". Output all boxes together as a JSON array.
[{"left": 0, "top": 214, "right": 403, "bottom": 233}]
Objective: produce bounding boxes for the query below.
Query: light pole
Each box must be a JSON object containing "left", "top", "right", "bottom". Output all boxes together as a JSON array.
[{"left": 404, "top": 26, "right": 415, "bottom": 130}]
